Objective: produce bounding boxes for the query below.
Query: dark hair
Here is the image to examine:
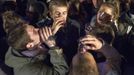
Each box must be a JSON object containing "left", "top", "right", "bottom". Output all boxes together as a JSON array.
[
  {"left": 26, "top": 0, "right": 48, "bottom": 18},
  {"left": 2, "top": 11, "right": 25, "bottom": 33},
  {"left": 1, "top": 1, "right": 16, "bottom": 12},
  {"left": 2, "top": 11, "right": 32, "bottom": 50}
]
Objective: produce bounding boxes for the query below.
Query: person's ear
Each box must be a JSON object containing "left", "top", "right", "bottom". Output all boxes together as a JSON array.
[{"left": 26, "top": 43, "right": 34, "bottom": 49}]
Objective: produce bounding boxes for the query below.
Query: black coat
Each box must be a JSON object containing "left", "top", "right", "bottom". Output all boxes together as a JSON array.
[{"left": 55, "top": 18, "right": 80, "bottom": 65}]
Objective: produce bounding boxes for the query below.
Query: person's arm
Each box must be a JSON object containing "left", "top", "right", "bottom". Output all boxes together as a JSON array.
[
  {"left": 48, "top": 47, "right": 69, "bottom": 75},
  {"left": 98, "top": 43, "right": 121, "bottom": 61},
  {"left": 97, "top": 42, "right": 122, "bottom": 69},
  {"left": 97, "top": 43, "right": 122, "bottom": 75},
  {"left": 40, "top": 26, "right": 69, "bottom": 75},
  {"left": 79, "top": 35, "right": 121, "bottom": 60},
  {"left": 5, "top": 46, "right": 68, "bottom": 75},
  {"left": 79, "top": 35, "right": 122, "bottom": 70}
]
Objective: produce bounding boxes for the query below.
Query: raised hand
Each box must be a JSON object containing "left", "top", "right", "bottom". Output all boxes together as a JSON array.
[
  {"left": 39, "top": 27, "right": 56, "bottom": 48},
  {"left": 52, "top": 18, "right": 65, "bottom": 35},
  {"left": 79, "top": 35, "right": 103, "bottom": 51}
]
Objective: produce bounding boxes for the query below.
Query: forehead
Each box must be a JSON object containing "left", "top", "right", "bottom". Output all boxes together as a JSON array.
[
  {"left": 52, "top": 6, "right": 68, "bottom": 12},
  {"left": 99, "top": 5, "right": 113, "bottom": 13}
]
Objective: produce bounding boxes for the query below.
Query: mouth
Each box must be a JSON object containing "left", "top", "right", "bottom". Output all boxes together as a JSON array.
[{"left": 60, "top": 20, "right": 66, "bottom": 25}]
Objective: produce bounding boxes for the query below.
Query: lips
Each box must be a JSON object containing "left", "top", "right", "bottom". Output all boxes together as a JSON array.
[{"left": 60, "top": 20, "right": 66, "bottom": 25}]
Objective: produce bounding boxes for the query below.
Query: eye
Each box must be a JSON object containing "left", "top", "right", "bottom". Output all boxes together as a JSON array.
[
  {"left": 55, "top": 12, "right": 61, "bottom": 17},
  {"left": 63, "top": 11, "right": 67, "bottom": 15}
]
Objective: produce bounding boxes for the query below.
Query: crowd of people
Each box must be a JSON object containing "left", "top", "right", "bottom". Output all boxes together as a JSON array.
[{"left": 0, "top": 0, "right": 133, "bottom": 75}]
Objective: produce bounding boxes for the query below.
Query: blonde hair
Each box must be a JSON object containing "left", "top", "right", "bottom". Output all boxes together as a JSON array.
[
  {"left": 49, "top": 0, "right": 69, "bottom": 12},
  {"left": 100, "top": 2, "right": 120, "bottom": 20}
]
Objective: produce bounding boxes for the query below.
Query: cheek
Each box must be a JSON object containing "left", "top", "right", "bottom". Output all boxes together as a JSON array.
[
  {"left": 35, "top": 35, "right": 40, "bottom": 43},
  {"left": 61, "top": 14, "right": 67, "bottom": 21},
  {"left": 64, "top": 14, "right": 67, "bottom": 19},
  {"left": 29, "top": 33, "right": 39, "bottom": 44},
  {"left": 51, "top": 15, "right": 57, "bottom": 21}
]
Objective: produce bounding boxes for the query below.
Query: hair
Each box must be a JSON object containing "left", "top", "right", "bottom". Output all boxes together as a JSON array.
[
  {"left": 2, "top": 11, "right": 24, "bottom": 33},
  {"left": 69, "top": 52, "right": 99, "bottom": 75},
  {"left": 96, "top": 2, "right": 120, "bottom": 45},
  {"left": 68, "top": 0, "right": 80, "bottom": 11},
  {"left": 26, "top": 0, "right": 48, "bottom": 18},
  {"left": 2, "top": 11, "right": 32, "bottom": 50},
  {"left": 99, "top": 2, "right": 120, "bottom": 20},
  {"left": 49, "top": 0, "right": 69, "bottom": 12},
  {"left": 1, "top": 1, "right": 16, "bottom": 12},
  {"left": 112, "top": 0, "right": 120, "bottom": 19},
  {"left": 102, "top": 0, "right": 120, "bottom": 19}
]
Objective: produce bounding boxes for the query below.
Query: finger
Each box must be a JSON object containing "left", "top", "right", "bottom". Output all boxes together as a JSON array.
[
  {"left": 80, "top": 35, "right": 95, "bottom": 41},
  {"left": 48, "top": 27, "right": 53, "bottom": 36},
  {"left": 53, "top": 25, "right": 63, "bottom": 34},
  {"left": 47, "top": 27, "right": 51, "bottom": 36},
  {"left": 39, "top": 28, "right": 47, "bottom": 41},
  {"left": 80, "top": 37, "right": 96, "bottom": 42},
  {"left": 82, "top": 40, "right": 96, "bottom": 45},
  {"left": 52, "top": 20, "right": 63, "bottom": 30},
  {"left": 42, "top": 27, "right": 48, "bottom": 40},
  {"left": 84, "top": 45, "right": 96, "bottom": 50},
  {"left": 83, "top": 45, "right": 92, "bottom": 50},
  {"left": 52, "top": 19, "right": 61, "bottom": 29},
  {"left": 81, "top": 41, "right": 96, "bottom": 48},
  {"left": 45, "top": 27, "right": 50, "bottom": 39}
]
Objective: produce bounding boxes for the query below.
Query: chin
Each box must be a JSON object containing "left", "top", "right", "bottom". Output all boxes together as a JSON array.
[{"left": 61, "top": 22, "right": 66, "bottom": 26}]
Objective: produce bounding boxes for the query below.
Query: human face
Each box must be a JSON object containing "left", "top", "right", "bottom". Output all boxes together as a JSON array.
[
  {"left": 97, "top": 6, "right": 114, "bottom": 25},
  {"left": 25, "top": 25, "right": 40, "bottom": 50},
  {"left": 50, "top": 6, "right": 68, "bottom": 26}
]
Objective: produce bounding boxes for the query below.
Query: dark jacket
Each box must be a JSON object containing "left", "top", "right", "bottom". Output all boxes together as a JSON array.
[
  {"left": 113, "top": 12, "right": 134, "bottom": 65},
  {"left": 97, "top": 43, "right": 121, "bottom": 75},
  {"left": 54, "top": 18, "right": 80, "bottom": 65}
]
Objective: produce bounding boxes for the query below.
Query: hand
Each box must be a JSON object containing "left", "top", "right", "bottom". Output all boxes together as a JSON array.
[
  {"left": 39, "top": 27, "right": 56, "bottom": 48},
  {"left": 79, "top": 35, "right": 103, "bottom": 50},
  {"left": 52, "top": 18, "right": 64, "bottom": 35}
]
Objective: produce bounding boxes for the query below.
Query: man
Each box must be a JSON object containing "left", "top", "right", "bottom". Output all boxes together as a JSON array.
[{"left": 3, "top": 11, "right": 68, "bottom": 75}]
